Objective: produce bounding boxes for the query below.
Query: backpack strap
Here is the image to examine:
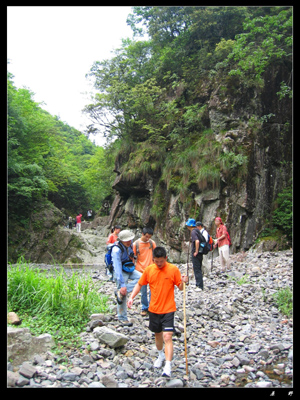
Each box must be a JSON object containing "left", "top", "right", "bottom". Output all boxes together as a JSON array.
[
  {"left": 135, "top": 238, "right": 153, "bottom": 255},
  {"left": 194, "top": 228, "right": 206, "bottom": 243}
]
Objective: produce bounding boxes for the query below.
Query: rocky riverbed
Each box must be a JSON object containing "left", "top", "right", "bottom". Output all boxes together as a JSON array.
[{"left": 7, "top": 248, "right": 293, "bottom": 390}]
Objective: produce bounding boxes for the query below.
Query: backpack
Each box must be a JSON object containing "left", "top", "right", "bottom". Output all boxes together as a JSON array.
[
  {"left": 207, "top": 233, "right": 214, "bottom": 252},
  {"left": 196, "top": 229, "right": 213, "bottom": 255},
  {"left": 104, "top": 242, "right": 135, "bottom": 273},
  {"left": 226, "top": 230, "right": 232, "bottom": 246}
]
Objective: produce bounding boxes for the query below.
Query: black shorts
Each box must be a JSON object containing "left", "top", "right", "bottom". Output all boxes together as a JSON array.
[{"left": 148, "top": 311, "right": 175, "bottom": 333}]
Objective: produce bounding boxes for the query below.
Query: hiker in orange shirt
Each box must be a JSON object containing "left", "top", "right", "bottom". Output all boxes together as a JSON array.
[
  {"left": 133, "top": 227, "right": 156, "bottom": 316},
  {"left": 106, "top": 225, "right": 121, "bottom": 244},
  {"left": 128, "top": 247, "right": 188, "bottom": 378}
]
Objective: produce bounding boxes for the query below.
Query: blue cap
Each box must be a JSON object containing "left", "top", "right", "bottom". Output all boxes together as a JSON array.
[{"left": 186, "top": 218, "right": 196, "bottom": 227}]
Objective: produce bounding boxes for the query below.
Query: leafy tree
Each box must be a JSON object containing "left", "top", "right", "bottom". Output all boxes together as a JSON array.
[
  {"left": 8, "top": 76, "right": 49, "bottom": 217},
  {"left": 7, "top": 72, "right": 114, "bottom": 224},
  {"left": 272, "top": 185, "right": 293, "bottom": 242},
  {"left": 227, "top": 7, "right": 292, "bottom": 86},
  {"left": 82, "top": 147, "right": 115, "bottom": 208}
]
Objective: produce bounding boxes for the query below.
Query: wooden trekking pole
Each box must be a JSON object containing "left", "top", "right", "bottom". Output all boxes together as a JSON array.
[
  {"left": 183, "top": 232, "right": 191, "bottom": 375},
  {"left": 183, "top": 281, "right": 188, "bottom": 375}
]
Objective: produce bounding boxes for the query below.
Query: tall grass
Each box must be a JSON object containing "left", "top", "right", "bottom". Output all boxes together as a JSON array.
[{"left": 7, "top": 258, "right": 110, "bottom": 351}]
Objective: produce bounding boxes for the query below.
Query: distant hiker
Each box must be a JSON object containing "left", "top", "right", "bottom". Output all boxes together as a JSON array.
[
  {"left": 105, "top": 225, "right": 122, "bottom": 280},
  {"left": 103, "top": 201, "right": 110, "bottom": 215},
  {"left": 112, "top": 230, "right": 142, "bottom": 327},
  {"left": 76, "top": 213, "right": 82, "bottom": 232},
  {"left": 87, "top": 209, "right": 92, "bottom": 220},
  {"left": 196, "top": 221, "right": 212, "bottom": 277},
  {"left": 106, "top": 225, "right": 121, "bottom": 244},
  {"left": 68, "top": 216, "right": 73, "bottom": 229},
  {"left": 185, "top": 218, "right": 205, "bottom": 291},
  {"left": 214, "top": 217, "right": 231, "bottom": 272},
  {"left": 133, "top": 227, "right": 156, "bottom": 316},
  {"left": 128, "top": 246, "right": 189, "bottom": 378}
]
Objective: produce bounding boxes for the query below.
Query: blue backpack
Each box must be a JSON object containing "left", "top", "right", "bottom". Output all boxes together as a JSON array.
[{"left": 104, "top": 242, "right": 135, "bottom": 273}]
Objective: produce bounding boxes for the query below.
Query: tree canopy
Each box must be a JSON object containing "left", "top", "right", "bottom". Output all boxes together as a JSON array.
[{"left": 7, "top": 72, "right": 115, "bottom": 223}]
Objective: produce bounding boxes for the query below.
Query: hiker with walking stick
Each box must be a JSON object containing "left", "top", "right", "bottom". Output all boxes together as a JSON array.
[
  {"left": 127, "top": 247, "right": 188, "bottom": 378},
  {"left": 185, "top": 218, "right": 206, "bottom": 291}
]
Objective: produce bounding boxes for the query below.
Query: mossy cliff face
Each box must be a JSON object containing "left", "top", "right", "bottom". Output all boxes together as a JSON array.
[{"left": 109, "top": 65, "right": 292, "bottom": 260}]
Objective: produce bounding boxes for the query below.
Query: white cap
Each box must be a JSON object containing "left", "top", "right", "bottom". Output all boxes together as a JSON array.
[{"left": 118, "top": 230, "right": 135, "bottom": 242}]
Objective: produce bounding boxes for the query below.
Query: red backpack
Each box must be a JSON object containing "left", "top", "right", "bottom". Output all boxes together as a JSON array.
[{"left": 226, "top": 230, "right": 232, "bottom": 246}]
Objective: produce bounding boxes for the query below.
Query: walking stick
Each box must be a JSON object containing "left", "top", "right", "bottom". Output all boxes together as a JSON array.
[
  {"left": 183, "top": 232, "right": 191, "bottom": 375},
  {"left": 183, "top": 281, "right": 188, "bottom": 375}
]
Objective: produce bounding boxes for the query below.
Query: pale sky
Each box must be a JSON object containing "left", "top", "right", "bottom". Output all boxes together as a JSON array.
[{"left": 7, "top": 6, "right": 137, "bottom": 146}]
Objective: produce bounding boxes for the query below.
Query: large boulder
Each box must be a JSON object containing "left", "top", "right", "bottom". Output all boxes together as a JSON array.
[
  {"left": 7, "top": 327, "right": 55, "bottom": 367},
  {"left": 93, "top": 326, "right": 129, "bottom": 348}
]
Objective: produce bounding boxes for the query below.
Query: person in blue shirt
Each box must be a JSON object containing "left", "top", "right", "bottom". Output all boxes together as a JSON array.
[{"left": 111, "top": 230, "right": 142, "bottom": 326}]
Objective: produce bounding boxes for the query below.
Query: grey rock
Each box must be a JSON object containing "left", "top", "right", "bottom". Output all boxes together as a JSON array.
[
  {"left": 255, "top": 381, "right": 272, "bottom": 388},
  {"left": 90, "top": 341, "right": 100, "bottom": 351},
  {"left": 231, "top": 357, "right": 241, "bottom": 367},
  {"left": 7, "top": 249, "right": 293, "bottom": 389},
  {"left": 93, "top": 326, "right": 129, "bottom": 348},
  {"left": 89, "top": 381, "right": 105, "bottom": 387},
  {"left": 237, "top": 354, "right": 250, "bottom": 365},
  {"left": 166, "top": 378, "right": 184, "bottom": 388},
  {"left": 7, "top": 328, "right": 55, "bottom": 367},
  {"left": 16, "top": 375, "right": 30, "bottom": 387},
  {"left": 19, "top": 362, "right": 37, "bottom": 379},
  {"left": 7, "top": 370, "right": 19, "bottom": 387},
  {"left": 101, "top": 374, "right": 118, "bottom": 388},
  {"left": 61, "top": 372, "right": 78, "bottom": 381},
  {"left": 258, "top": 349, "right": 269, "bottom": 360}
]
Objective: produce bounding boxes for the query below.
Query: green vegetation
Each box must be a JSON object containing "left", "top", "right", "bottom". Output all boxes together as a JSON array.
[
  {"left": 227, "top": 274, "right": 250, "bottom": 285},
  {"left": 273, "top": 287, "right": 293, "bottom": 318},
  {"left": 7, "top": 258, "right": 110, "bottom": 352},
  {"left": 84, "top": 6, "right": 292, "bottom": 217},
  {"left": 258, "top": 184, "right": 293, "bottom": 246},
  {"left": 7, "top": 71, "right": 115, "bottom": 223}
]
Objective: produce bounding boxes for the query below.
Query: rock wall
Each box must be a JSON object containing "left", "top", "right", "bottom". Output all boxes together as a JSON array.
[
  {"left": 7, "top": 201, "right": 105, "bottom": 264},
  {"left": 108, "top": 66, "right": 292, "bottom": 261}
]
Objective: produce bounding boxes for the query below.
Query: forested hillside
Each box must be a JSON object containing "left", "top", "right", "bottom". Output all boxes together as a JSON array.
[
  {"left": 8, "top": 73, "right": 115, "bottom": 221},
  {"left": 7, "top": 72, "right": 116, "bottom": 262},
  {"left": 84, "top": 6, "right": 292, "bottom": 253}
]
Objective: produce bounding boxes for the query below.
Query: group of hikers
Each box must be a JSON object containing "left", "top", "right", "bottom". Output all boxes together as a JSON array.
[
  {"left": 105, "top": 217, "right": 231, "bottom": 378},
  {"left": 66, "top": 210, "right": 93, "bottom": 232}
]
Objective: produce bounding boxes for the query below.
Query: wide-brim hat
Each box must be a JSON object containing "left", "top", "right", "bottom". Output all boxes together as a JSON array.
[
  {"left": 185, "top": 218, "right": 196, "bottom": 227},
  {"left": 119, "top": 229, "right": 135, "bottom": 242}
]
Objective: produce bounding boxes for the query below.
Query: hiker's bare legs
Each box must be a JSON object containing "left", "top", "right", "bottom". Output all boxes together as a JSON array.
[{"left": 155, "top": 331, "right": 173, "bottom": 361}]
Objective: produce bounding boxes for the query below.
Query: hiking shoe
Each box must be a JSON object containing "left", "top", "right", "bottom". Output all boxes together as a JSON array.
[
  {"left": 140, "top": 310, "right": 148, "bottom": 316},
  {"left": 154, "top": 354, "right": 165, "bottom": 368},
  {"left": 115, "top": 290, "right": 124, "bottom": 304},
  {"left": 162, "top": 363, "right": 171, "bottom": 377},
  {"left": 119, "top": 320, "right": 133, "bottom": 327}
]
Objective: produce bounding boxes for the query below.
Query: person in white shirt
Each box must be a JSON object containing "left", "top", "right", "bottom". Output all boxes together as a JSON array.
[{"left": 196, "top": 222, "right": 211, "bottom": 277}]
